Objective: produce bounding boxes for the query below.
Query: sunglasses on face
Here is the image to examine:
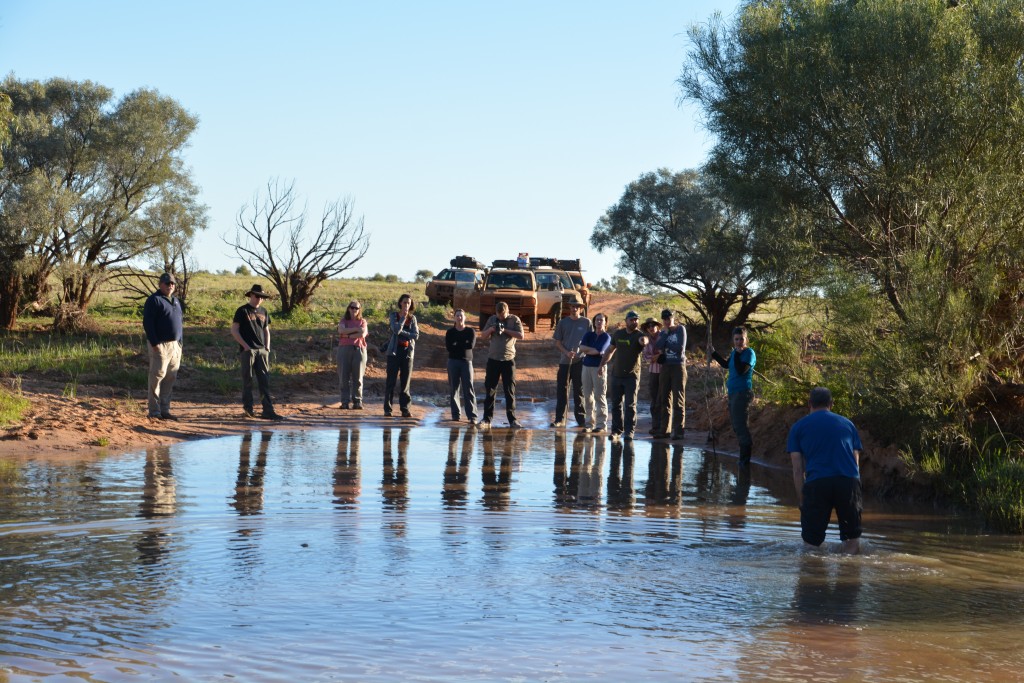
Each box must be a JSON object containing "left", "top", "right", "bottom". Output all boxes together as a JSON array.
[{"left": 349, "top": 305, "right": 360, "bottom": 310}]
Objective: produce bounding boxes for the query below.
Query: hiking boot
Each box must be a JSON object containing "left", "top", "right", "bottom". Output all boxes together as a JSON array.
[
  {"left": 243, "top": 409, "right": 257, "bottom": 419},
  {"left": 261, "top": 411, "right": 285, "bottom": 421},
  {"left": 352, "top": 401, "right": 363, "bottom": 410},
  {"left": 401, "top": 409, "right": 412, "bottom": 418},
  {"left": 670, "top": 429, "right": 685, "bottom": 441},
  {"left": 340, "top": 402, "right": 349, "bottom": 410},
  {"left": 550, "top": 420, "right": 566, "bottom": 428},
  {"left": 384, "top": 409, "right": 392, "bottom": 417},
  {"left": 159, "top": 413, "right": 179, "bottom": 421},
  {"left": 509, "top": 420, "right": 523, "bottom": 429}
]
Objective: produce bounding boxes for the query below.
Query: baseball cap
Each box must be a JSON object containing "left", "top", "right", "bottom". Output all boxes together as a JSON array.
[{"left": 626, "top": 311, "right": 639, "bottom": 320}]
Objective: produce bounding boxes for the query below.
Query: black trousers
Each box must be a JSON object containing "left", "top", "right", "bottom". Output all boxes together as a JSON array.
[
  {"left": 483, "top": 358, "right": 516, "bottom": 423},
  {"left": 384, "top": 354, "right": 413, "bottom": 412},
  {"left": 554, "top": 361, "right": 585, "bottom": 425}
]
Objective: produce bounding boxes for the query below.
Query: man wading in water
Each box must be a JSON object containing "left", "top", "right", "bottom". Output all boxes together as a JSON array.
[{"left": 788, "top": 387, "right": 863, "bottom": 554}]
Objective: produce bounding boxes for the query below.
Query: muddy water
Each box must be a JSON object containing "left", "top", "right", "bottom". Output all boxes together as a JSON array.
[{"left": 1, "top": 420, "right": 1022, "bottom": 681}]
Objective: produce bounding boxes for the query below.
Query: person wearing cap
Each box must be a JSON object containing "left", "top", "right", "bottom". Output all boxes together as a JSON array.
[
  {"left": 550, "top": 300, "right": 591, "bottom": 428},
  {"left": 709, "top": 326, "right": 757, "bottom": 465},
  {"left": 142, "top": 272, "right": 184, "bottom": 420},
  {"left": 654, "top": 309, "right": 688, "bottom": 440},
  {"left": 606, "top": 311, "right": 648, "bottom": 440},
  {"left": 230, "top": 284, "right": 283, "bottom": 420},
  {"left": 641, "top": 318, "right": 664, "bottom": 435}
]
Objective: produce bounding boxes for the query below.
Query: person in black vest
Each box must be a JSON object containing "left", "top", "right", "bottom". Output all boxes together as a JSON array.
[
  {"left": 445, "top": 308, "right": 478, "bottom": 423},
  {"left": 230, "top": 285, "right": 283, "bottom": 420}
]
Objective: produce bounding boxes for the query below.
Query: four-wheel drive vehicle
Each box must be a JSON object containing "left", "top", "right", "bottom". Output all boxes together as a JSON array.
[
  {"left": 425, "top": 267, "right": 484, "bottom": 305},
  {"left": 534, "top": 267, "right": 585, "bottom": 327},
  {"left": 454, "top": 266, "right": 540, "bottom": 332},
  {"left": 530, "top": 257, "right": 591, "bottom": 314}
]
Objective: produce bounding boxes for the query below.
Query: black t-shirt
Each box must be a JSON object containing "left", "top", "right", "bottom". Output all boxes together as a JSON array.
[
  {"left": 233, "top": 303, "right": 270, "bottom": 350},
  {"left": 610, "top": 329, "right": 646, "bottom": 378},
  {"left": 446, "top": 326, "right": 476, "bottom": 362}
]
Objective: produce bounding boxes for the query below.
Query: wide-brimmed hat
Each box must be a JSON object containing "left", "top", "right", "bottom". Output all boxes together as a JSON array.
[
  {"left": 245, "top": 284, "right": 272, "bottom": 299},
  {"left": 569, "top": 300, "right": 585, "bottom": 308},
  {"left": 640, "top": 317, "right": 662, "bottom": 332}
]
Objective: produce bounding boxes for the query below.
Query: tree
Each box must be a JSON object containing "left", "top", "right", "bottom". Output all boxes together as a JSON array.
[
  {"left": 681, "top": 0, "right": 1024, "bottom": 427},
  {"left": 591, "top": 168, "right": 809, "bottom": 334},
  {"left": 414, "top": 269, "right": 434, "bottom": 283},
  {"left": 228, "top": 179, "right": 369, "bottom": 315},
  {"left": 0, "top": 77, "right": 203, "bottom": 329},
  {"left": 235, "top": 264, "right": 251, "bottom": 276}
]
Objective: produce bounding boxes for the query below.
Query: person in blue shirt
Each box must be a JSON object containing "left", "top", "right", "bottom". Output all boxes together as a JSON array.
[
  {"left": 578, "top": 313, "right": 613, "bottom": 433},
  {"left": 788, "top": 387, "right": 863, "bottom": 554},
  {"left": 141, "top": 273, "right": 183, "bottom": 420},
  {"left": 653, "top": 309, "right": 688, "bottom": 440},
  {"left": 709, "top": 326, "right": 757, "bottom": 465}
]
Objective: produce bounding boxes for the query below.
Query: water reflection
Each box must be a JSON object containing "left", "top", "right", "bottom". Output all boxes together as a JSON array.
[
  {"left": 333, "top": 428, "right": 361, "bottom": 509},
  {"left": 644, "top": 441, "right": 683, "bottom": 511},
  {"left": 442, "top": 427, "right": 473, "bottom": 508},
  {"left": 480, "top": 430, "right": 513, "bottom": 510},
  {"left": 1, "top": 426, "right": 1022, "bottom": 682},
  {"left": 606, "top": 440, "right": 635, "bottom": 513}
]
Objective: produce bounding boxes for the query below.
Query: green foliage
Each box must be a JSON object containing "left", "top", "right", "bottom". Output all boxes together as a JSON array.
[
  {"left": 591, "top": 168, "right": 812, "bottom": 331},
  {"left": 414, "top": 269, "right": 434, "bottom": 283},
  {"left": 0, "top": 384, "right": 29, "bottom": 426},
  {"left": 235, "top": 265, "right": 251, "bottom": 276}
]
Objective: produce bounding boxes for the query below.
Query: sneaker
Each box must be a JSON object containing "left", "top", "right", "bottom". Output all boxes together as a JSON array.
[
  {"left": 159, "top": 413, "right": 179, "bottom": 421},
  {"left": 243, "top": 409, "right": 257, "bottom": 419},
  {"left": 401, "top": 409, "right": 412, "bottom": 418},
  {"left": 509, "top": 420, "right": 523, "bottom": 429},
  {"left": 624, "top": 432, "right": 634, "bottom": 441},
  {"left": 261, "top": 412, "right": 285, "bottom": 421},
  {"left": 480, "top": 419, "right": 491, "bottom": 428},
  {"left": 148, "top": 413, "right": 161, "bottom": 420},
  {"left": 611, "top": 429, "right": 623, "bottom": 437},
  {"left": 550, "top": 420, "right": 566, "bottom": 428},
  {"left": 340, "top": 402, "right": 349, "bottom": 410},
  {"left": 384, "top": 409, "right": 392, "bottom": 417},
  {"left": 580, "top": 427, "right": 591, "bottom": 433},
  {"left": 352, "top": 402, "right": 363, "bottom": 410}
]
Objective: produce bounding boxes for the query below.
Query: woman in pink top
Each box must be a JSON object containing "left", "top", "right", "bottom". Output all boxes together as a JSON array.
[
  {"left": 641, "top": 318, "right": 663, "bottom": 435},
  {"left": 337, "top": 300, "right": 368, "bottom": 409}
]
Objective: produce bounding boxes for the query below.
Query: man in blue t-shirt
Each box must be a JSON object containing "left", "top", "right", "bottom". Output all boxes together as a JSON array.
[{"left": 788, "top": 387, "right": 863, "bottom": 554}]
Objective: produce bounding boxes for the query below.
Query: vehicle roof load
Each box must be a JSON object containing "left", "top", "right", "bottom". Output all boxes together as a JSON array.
[
  {"left": 529, "top": 257, "right": 582, "bottom": 271},
  {"left": 491, "top": 259, "right": 522, "bottom": 269},
  {"left": 450, "top": 255, "right": 486, "bottom": 269}
]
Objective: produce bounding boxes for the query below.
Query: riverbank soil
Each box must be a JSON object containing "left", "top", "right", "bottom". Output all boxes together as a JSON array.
[{"left": 0, "top": 292, "right": 911, "bottom": 497}]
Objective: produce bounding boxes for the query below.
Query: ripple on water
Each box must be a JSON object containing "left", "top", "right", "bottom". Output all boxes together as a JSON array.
[{"left": 0, "top": 426, "right": 1022, "bottom": 681}]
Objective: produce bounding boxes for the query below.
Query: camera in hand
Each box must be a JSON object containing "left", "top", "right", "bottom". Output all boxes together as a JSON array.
[{"left": 495, "top": 322, "right": 505, "bottom": 335}]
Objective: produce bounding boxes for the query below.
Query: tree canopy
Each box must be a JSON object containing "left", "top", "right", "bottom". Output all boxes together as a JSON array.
[
  {"left": 681, "top": 0, "right": 1024, "bottom": 430},
  {"left": 0, "top": 77, "right": 205, "bottom": 328},
  {"left": 591, "top": 168, "right": 810, "bottom": 334}
]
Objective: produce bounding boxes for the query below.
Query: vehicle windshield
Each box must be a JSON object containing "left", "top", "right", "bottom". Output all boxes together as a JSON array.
[
  {"left": 435, "top": 269, "right": 451, "bottom": 280},
  {"left": 570, "top": 273, "right": 584, "bottom": 287},
  {"left": 535, "top": 273, "right": 561, "bottom": 289},
  {"left": 486, "top": 272, "right": 531, "bottom": 290},
  {"left": 557, "top": 272, "right": 573, "bottom": 289},
  {"left": 453, "top": 271, "right": 476, "bottom": 282}
]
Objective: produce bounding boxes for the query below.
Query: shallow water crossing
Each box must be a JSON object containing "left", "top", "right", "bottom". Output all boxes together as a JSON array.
[{"left": 1, "top": 421, "right": 1023, "bottom": 681}]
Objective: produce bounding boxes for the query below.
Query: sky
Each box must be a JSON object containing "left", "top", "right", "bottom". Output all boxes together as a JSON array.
[{"left": 0, "top": 1, "right": 739, "bottom": 284}]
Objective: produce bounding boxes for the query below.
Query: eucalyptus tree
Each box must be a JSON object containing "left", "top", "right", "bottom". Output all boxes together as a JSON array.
[
  {"left": 228, "top": 178, "right": 369, "bottom": 315},
  {"left": 0, "top": 77, "right": 202, "bottom": 329},
  {"left": 681, "top": 0, "right": 1024, "bottom": 426},
  {"left": 591, "top": 168, "right": 811, "bottom": 335}
]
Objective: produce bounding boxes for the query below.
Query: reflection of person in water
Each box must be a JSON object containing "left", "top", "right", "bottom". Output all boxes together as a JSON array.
[
  {"left": 382, "top": 428, "right": 410, "bottom": 511},
  {"left": 442, "top": 427, "right": 474, "bottom": 508},
  {"left": 234, "top": 431, "right": 270, "bottom": 515},
  {"left": 481, "top": 430, "right": 513, "bottom": 510},
  {"left": 333, "top": 428, "right": 362, "bottom": 508},
  {"left": 606, "top": 439, "right": 635, "bottom": 512},
  {"left": 791, "top": 554, "right": 862, "bottom": 625},
  {"left": 577, "top": 433, "right": 607, "bottom": 507},
  {"left": 645, "top": 441, "right": 684, "bottom": 507},
  {"left": 137, "top": 445, "right": 177, "bottom": 565}
]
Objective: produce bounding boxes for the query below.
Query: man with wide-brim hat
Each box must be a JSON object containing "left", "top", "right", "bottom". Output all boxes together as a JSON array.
[
  {"left": 230, "top": 284, "right": 284, "bottom": 420},
  {"left": 640, "top": 317, "right": 663, "bottom": 435}
]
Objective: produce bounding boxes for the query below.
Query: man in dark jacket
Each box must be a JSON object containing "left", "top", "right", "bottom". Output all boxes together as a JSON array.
[{"left": 142, "top": 273, "right": 183, "bottom": 420}]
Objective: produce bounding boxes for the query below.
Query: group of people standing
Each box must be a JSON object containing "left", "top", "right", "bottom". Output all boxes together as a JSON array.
[{"left": 144, "top": 279, "right": 862, "bottom": 553}]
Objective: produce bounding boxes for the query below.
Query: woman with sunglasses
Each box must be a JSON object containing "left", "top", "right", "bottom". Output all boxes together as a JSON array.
[
  {"left": 337, "top": 300, "right": 368, "bottom": 409},
  {"left": 383, "top": 293, "right": 419, "bottom": 417}
]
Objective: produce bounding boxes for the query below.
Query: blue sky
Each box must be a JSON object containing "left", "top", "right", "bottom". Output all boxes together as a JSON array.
[{"left": 0, "top": 1, "right": 738, "bottom": 283}]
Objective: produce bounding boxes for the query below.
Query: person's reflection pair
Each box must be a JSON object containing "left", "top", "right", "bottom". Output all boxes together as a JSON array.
[
  {"left": 607, "top": 439, "right": 635, "bottom": 512},
  {"left": 333, "top": 428, "right": 361, "bottom": 508},
  {"left": 645, "top": 441, "right": 684, "bottom": 508},
  {"left": 233, "top": 431, "right": 270, "bottom": 515},
  {"left": 443, "top": 427, "right": 473, "bottom": 508},
  {"left": 481, "top": 429, "right": 513, "bottom": 510}
]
